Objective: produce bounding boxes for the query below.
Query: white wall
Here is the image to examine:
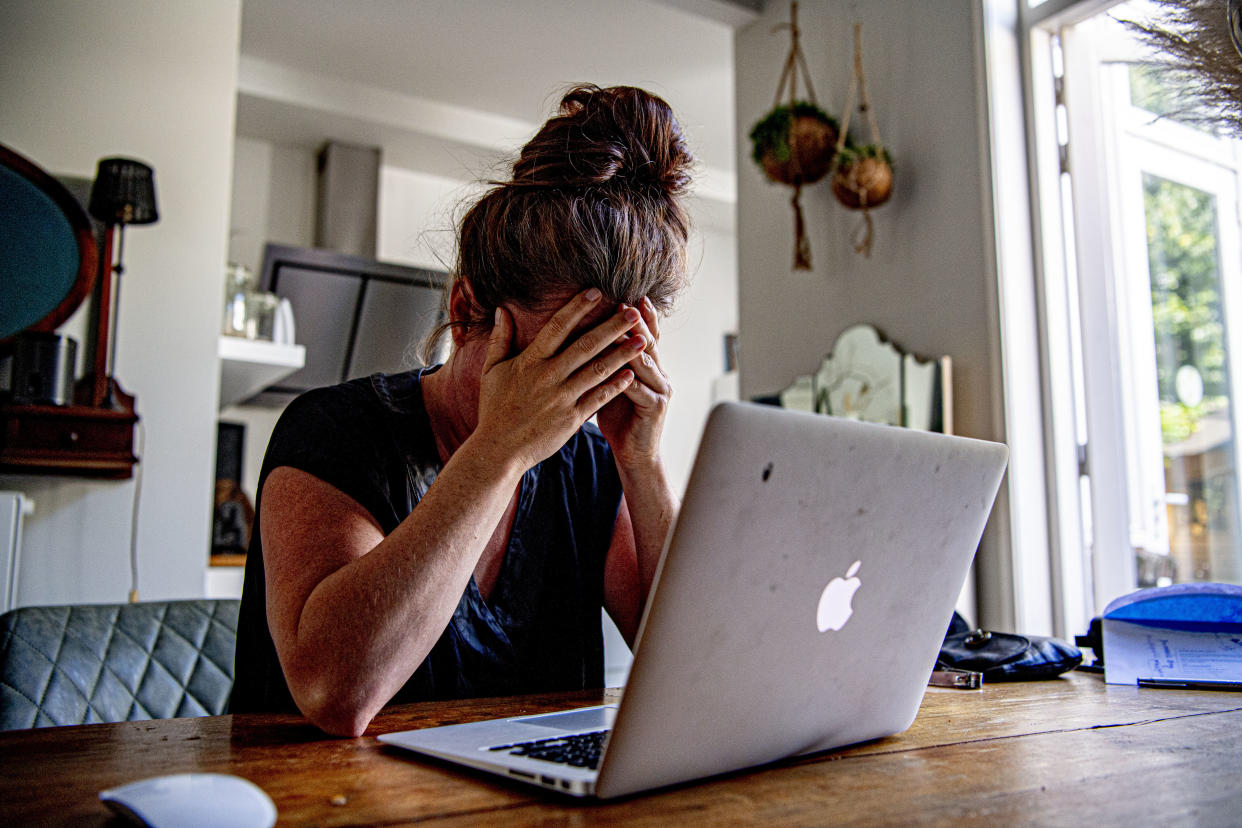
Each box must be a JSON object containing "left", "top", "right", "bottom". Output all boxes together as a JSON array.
[
  {"left": 0, "top": 1, "right": 242, "bottom": 605},
  {"left": 735, "top": 0, "right": 1011, "bottom": 627},
  {"left": 378, "top": 166, "right": 482, "bottom": 273},
  {"left": 228, "top": 137, "right": 276, "bottom": 278},
  {"left": 228, "top": 136, "right": 317, "bottom": 275}
]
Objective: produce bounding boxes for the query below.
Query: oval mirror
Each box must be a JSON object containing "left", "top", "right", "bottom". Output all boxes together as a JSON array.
[{"left": 0, "top": 143, "right": 98, "bottom": 344}]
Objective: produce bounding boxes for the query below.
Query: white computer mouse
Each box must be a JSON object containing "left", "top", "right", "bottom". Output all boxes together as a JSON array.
[{"left": 99, "top": 772, "right": 277, "bottom": 828}]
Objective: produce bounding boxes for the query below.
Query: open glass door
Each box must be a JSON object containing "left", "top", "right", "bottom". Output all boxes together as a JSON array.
[{"left": 1051, "top": 2, "right": 1242, "bottom": 615}]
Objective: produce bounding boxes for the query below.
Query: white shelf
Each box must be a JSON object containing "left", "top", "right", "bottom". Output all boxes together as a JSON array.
[{"left": 217, "top": 337, "right": 305, "bottom": 409}]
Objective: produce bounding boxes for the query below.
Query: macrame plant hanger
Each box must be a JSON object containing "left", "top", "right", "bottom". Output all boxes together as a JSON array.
[
  {"left": 772, "top": 1, "right": 823, "bottom": 270},
  {"left": 834, "top": 23, "right": 890, "bottom": 257}
]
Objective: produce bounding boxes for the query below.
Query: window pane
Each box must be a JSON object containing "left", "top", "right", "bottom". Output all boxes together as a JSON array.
[
  {"left": 1142, "top": 173, "right": 1242, "bottom": 585},
  {"left": 1128, "top": 63, "right": 1221, "bottom": 136}
]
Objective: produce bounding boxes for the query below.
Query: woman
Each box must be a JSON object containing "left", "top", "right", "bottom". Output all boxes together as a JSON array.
[{"left": 230, "top": 84, "right": 694, "bottom": 736}]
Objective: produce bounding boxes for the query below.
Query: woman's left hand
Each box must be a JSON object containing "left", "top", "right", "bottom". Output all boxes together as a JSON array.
[{"left": 596, "top": 296, "right": 672, "bottom": 470}]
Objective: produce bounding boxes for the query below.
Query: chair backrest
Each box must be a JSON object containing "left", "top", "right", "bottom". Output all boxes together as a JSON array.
[{"left": 0, "top": 599, "right": 239, "bottom": 730}]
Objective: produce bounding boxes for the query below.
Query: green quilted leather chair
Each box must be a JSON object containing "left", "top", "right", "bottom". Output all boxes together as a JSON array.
[{"left": 0, "top": 599, "right": 239, "bottom": 730}]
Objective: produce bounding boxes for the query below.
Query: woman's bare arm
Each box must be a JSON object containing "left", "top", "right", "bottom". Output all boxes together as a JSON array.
[{"left": 603, "top": 476, "right": 679, "bottom": 648}]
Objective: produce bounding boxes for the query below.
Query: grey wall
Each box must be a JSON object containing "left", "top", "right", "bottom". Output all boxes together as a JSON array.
[{"left": 735, "top": 0, "right": 1008, "bottom": 624}]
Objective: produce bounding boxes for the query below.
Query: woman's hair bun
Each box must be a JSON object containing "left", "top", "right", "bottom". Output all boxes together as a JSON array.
[
  {"left": 427, "top": 83, "right": 693, "bottom": 361},
  {"left": 511, "top": 84, "right": 693, "bottom": 196}
]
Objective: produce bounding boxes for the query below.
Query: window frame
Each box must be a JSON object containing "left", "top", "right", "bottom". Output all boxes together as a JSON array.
[{"left": 1002, "top": 0, "right": 1242, "bottom": 633}]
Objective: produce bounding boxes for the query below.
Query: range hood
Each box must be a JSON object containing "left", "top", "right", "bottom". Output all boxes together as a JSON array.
[
  {"left": 253, "top": 142, "right": 446, "bottom": 401},
  {"left": 314, "top": 142, "right": 380, "bottom": 258}
]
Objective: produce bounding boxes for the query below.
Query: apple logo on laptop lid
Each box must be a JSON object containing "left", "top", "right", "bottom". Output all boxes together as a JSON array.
[{"left": 816, "top": 560, "right": 862, "bottom": 632}]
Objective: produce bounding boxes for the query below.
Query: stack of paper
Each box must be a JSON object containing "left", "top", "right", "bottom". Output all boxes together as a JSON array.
[{"left": 1102, "top": 583, "right": 1242, "bottom": 685}]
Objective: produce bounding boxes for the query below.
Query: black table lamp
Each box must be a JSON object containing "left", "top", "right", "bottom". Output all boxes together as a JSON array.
[{"left": 83, "top": 157, "right": 158, "bottom": 409}]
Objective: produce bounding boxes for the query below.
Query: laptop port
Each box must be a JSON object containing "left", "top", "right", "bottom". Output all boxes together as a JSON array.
[
  {"left": 541, "top": 776, "right": 555, "bottom": 786},
  {"left": 509, "top": 769, "right": 534, "bottom": 780}
]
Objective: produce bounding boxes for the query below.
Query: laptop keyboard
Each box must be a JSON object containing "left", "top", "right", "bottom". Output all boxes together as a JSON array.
[{"left": 488, "top": 729, "right": 609, "bottom": 770}]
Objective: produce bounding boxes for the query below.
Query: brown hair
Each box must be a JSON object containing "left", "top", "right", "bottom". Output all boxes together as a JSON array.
[{"left": 424, "top": 84, "right": 694, "bottom": 360}]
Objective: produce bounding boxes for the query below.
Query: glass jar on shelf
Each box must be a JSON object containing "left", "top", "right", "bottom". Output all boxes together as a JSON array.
[
  {"left": 243, "top": 291, "right": 279, "bottom": 341},
  {"left": 221, "top": 263, "right": 280, "bottom": 341},
  {"left": 222, "top": 262, "right": 255, "bottom": 338}
]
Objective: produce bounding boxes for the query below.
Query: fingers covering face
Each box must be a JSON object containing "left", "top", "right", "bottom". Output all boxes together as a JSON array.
[
  {"left": 545, "top": 300, "right": 641, "bottom": 378},
  {"left": 525, "top": 288, "right": 605, "bottom": 359},
  {"left": 482, "top": 306, "right": 514, "bottom": 372},
  {"left": 619, "top": 299, "right": 669, "bottom": 397},
  {"left": 640, "top": 296, "right": 660, "bottom": 345},
  {"left": 513, "top": 290, "right": 670, "bottom": 409}
]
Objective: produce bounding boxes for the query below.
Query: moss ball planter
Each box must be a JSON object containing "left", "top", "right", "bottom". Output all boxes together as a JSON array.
[
  {"left": 750, "top": 102, "right": 840, "bottom": 187},
  {"left": 830, "top": 145, "right": 893, "bottom": 210}
]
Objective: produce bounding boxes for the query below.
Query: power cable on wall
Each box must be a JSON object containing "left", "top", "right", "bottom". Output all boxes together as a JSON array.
[{"left": 128, "top": 420, "right": 145, "bottom": 603}]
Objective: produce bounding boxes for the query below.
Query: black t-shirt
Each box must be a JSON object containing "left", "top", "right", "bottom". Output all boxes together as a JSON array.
[{"left": 228, "top": 367, "right": 624, "bottom": 714}]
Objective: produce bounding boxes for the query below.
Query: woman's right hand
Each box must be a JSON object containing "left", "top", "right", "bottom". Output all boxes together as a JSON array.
[{"left": 472, "top": 288, "right": 646, "bottom": 471}]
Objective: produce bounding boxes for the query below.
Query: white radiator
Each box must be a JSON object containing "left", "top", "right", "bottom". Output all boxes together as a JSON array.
[{"left": 0, "top": 491, "right": 31, "bottom": 613}]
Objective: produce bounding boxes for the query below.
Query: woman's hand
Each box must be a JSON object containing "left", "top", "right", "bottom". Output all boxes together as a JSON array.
[
  {"left": 471, "top": 288, "right": 648, "bottom": 472},
  {"left": 595, "top": 296, "right": 673, "bottom": 470}
]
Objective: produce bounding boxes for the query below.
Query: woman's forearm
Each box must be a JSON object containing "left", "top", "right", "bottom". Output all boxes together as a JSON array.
[
  {"left": 615, "top": 457, "right": 679, "bottom": 601},
  {"left": 266, "top": 436, "right": 524, "bottom": 736}
]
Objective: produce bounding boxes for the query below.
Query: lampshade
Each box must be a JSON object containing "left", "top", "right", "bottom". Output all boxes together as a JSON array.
[{"left": 88, "top": 157, "right": 159, "bottom": 226}]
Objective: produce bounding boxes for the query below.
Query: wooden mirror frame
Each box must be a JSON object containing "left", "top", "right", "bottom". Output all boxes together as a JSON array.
[
  {"left": 1, "top": 143, "right": 137, "bottom": 479},
  {"left": 0, "top": 143, "right": 98, "bottom": 348}
]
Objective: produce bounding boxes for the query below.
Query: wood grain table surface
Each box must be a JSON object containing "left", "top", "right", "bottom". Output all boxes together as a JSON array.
[{"left": 1, "top": 670, "right": 1239, "bottom": 826}]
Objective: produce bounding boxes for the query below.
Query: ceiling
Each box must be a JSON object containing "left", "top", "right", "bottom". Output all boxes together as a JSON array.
[{"left": 237, "top": 0, "right": 751, "bottom": 179}]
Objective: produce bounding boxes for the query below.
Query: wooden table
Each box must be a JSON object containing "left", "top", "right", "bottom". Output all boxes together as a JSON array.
[{"left": 1, "top": 671, "right": 1239, "bottom": 826}]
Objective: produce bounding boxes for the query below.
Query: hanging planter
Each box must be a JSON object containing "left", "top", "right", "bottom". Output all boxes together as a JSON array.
[
  {"left": 831, "top": 145, "right": 893, "bottom": 209},
  {"left": 747, "top": 1, "right": 836, "bottom": 270},
  {"left": 750, "top": 102, "right": 839, "bottom": 188},
  {"left": 832, "top": 24, "right": 894, "bottom": 257}
]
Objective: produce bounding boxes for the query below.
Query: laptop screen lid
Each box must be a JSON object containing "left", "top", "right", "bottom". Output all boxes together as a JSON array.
[{"left": 593, "top": 402, "right": 1007, "bottom": 798}]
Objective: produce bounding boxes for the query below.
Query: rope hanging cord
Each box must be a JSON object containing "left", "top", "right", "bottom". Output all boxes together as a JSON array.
[
  {"left": 773, "top": 4, "right": 819, "bottom": 112},
  {"left": 834, "top": 23, "right": 890, "bottom": 257},
  {"left": 792, "top": 184, "right": 811, "bottom": 268},
  {"left": 769, "top": 1, "right": 828, "bottom": 269},
  {"left": 835, "top": 24, "right": 883, "bottom": 155}
]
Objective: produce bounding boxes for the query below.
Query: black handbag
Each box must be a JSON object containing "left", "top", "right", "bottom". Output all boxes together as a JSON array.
[{"left": 936, "top": 612, "right": 1082, "bottom": 683}]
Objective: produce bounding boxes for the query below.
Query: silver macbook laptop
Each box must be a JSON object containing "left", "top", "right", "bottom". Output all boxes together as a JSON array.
[{"left": 379, "top": 401, "right": 1008, "bottom": 799}]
